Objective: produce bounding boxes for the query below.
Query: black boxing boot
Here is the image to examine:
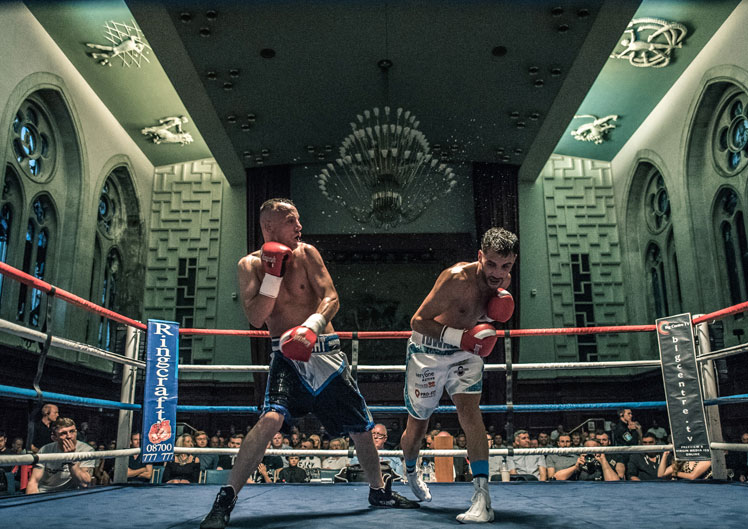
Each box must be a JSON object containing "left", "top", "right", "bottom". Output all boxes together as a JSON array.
[
  {"left": 200, "top": 485, "right": 237, "bottom": 529},
  {"left": 368, "top": 473, "right": 420, "bottom": 509}
]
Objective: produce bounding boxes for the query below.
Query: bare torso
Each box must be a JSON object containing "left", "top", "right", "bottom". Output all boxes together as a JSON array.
[{"left": 246, "top": 243, "right": 335, "bottom": 337}]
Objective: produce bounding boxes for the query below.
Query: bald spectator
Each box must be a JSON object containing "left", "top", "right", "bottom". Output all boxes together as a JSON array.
[{"left": 31, "top": 403, "right": 59, "bottom": 453}]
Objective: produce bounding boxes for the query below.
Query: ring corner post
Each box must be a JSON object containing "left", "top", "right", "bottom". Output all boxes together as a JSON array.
[{"left": 113, "top": 326, "right": 141, "bottom": 484}]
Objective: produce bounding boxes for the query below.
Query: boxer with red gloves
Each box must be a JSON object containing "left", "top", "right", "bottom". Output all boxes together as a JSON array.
[
  {"left": 202, "top": 199, "right": 416, "bottom": 529},
  {"left": 400, "top": 227, "right": 518, "bottom": 523}
]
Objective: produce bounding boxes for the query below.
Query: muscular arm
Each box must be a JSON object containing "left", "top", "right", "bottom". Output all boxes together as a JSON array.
[
  {"left": 25, "top": 467, "right": 43, "bottom": 494},
  {"left": 411, "top": 267, "right": 463, "bottom": 337},
  {"left": 304, "top": 245, "right": 339, "bottom": 325},
  {"left": 68, "top": 462, "right": 93, "bottom": 488},
  {"left": 552, "top": 461, "right": 580, "bottom": 481},
  {"left": 238, "top": 255, "right": 276, "bottom": 328}
]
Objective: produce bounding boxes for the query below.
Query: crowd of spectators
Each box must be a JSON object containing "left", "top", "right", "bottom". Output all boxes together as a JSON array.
[{"left": 2, "top": 406, "right": 748, "bottom": 494}]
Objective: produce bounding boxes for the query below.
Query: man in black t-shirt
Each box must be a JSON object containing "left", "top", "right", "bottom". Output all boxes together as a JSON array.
[
  {"left": 217, "top": 434, "right": 244, "bottom": 470},
  {"left": 626, "top": 433, "right": 662, "bottom": 481},
  {"left": 277, "top": 456, "right": 308, "bottom": 483},
  {"left": 612, "top": 409, "right": 642, "bottom": 447},
  {"left": 31, "top": 404, "right": 59, "bottom": 453}
]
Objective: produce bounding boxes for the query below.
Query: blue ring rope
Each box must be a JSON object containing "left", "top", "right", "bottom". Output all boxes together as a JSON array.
[{"left": 3, "top": 384, "right": 747, "bottom": 414}]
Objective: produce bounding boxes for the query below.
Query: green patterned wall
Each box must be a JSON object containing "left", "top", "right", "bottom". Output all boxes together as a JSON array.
[
  {"left": 540, "top": 155, "right": 630, "bottom": 362},
  {"left": 144, "top": 159, "right": 223, "bottom": 362}
]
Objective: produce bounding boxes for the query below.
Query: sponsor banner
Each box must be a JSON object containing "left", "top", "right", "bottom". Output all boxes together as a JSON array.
[
  {"left": 656, "top": 313, "right": 711, "bottom": 461},
  {"left": 141, "top": 319, "right": 179, "bottom": 463}
]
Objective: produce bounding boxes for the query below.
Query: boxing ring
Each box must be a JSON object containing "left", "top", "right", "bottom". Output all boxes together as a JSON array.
[{"left": 1, "top": 261, "right": 748, "bottom": 529}]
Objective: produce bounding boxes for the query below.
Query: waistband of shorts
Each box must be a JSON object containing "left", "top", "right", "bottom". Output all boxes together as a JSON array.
[
  {"left": 409, "top": 331, "right": 460, "bottom": 354},
  {"left": 271, "top": 333, "right": 341, "bottom": 354}
]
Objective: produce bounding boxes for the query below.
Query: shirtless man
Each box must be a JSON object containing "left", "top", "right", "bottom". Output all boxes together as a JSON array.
[
  {"left": 201, "top": 198, "right": 416, "bottom": 529},
  {"left": 400, "top": 227, "right": 518, "bottom": 523}
]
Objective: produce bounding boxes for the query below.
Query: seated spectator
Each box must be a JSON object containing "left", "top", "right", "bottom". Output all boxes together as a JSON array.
[
  {"left": 195, "top": 431, "right": 218, "bottom": 471},
  {"left": 93, "top": 444, "right": 111, "bottom": 486},
  {"left": 251, "top": 441, "right": 284, "bottom": 483},
  {"left": 217, "top": 433, "right": 243, "bottom": 470},
  {"left": 209, "top": 435, "right": 221, "bottom": 449},
  {"left": 163, "top": 434, "right": 200, "bottom": 483},
  {"left": 308, "top": 434, "right": 322, "bottom": 450},
  {"left": 658, "top": 450, "right": 711, "bottom": 480},
  {"left": 537, "top": 432, "right": 550, "bottom": 447},
  {"left": 291, "top": 432, "right": 301, "bottom": 448},
  {"left": 646, "top": 419, "right": 668, "bottom": 444},
  {"left": 322, "top": 437, "right": 349, "bottom": 470},
  {"left": 597, "top": 431, "right": 625, "bottom": 479},
  {"left": 507, "top": 430, "right": 547, "bottom": 481},
  {"left": 546, "top": 434, "right": 577, "bottom": 480},
  {"left": 550, "top": 424, "right": 564, "bottom": 444},
  {"left": 553, "top": 440, "right": 619, "bottom": 481},
  {"left": 453, "top": 432, "right": 471, "bottom": 482},
  {"left": 297, "top": 440, "right": 322, "bottom": 472},
  {"left": 626, "top": 433, "right": 661, "bottom": 481},
  {"left": 127, "top": 432, "right": 153, "bottom": 483},
  {"left": 281, "top": 436, "right": 291, "bottom": 448},
  {"left": 11, "top": 437, "right": 26, "bottom": 454},
  {"left": 493, "top": 433, "right": 506, "bottom": 448},
  {"left": 570, "top": 432, "right": 582, "bottom": 448},
  {"left": 0, "top": 431, "right": 10, "bottom": 491},
  {"left": 348, "top": 424, "right": 403, "bottom": 478},
  {"left": 725, "top": 431, "right": 748, "bottom": 482},
  {"left": 277, "top": 455, "right": 308, "bottom": 483},
  {"left": 31, "top": 403, "right": 59, "bottom": 453},
  {"left": 26, "top": 417, "right": 94, "bottom": 494}
]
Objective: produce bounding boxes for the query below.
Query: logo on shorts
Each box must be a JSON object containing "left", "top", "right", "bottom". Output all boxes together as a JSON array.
[
  {"left": 415, "top": 389, "right": 420, "bottom": 398},
  {"left": 457, "top": 366, "right": 465, "bottom": 376}
]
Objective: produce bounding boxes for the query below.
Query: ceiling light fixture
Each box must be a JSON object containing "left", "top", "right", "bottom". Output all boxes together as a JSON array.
[{"left": 316, "top": 57, "right": 457, "bottom": 229}]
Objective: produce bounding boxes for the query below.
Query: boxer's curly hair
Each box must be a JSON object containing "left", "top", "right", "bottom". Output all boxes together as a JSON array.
[{"left": 481, "top": 227, "right": 518, "bottom": 256}]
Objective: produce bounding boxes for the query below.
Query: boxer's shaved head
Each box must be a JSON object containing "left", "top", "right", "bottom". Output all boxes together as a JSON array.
[{"left": 481, "top": 227, "right": 518, "bottom": 256}]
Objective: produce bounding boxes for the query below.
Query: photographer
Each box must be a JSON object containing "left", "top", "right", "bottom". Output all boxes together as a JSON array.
[{"left": 551, "top": 440, "right": 620, "bottom": 481}]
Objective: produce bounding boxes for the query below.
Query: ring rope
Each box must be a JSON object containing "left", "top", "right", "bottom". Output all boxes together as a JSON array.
[
  {"left": 0, "top": 318, "right": 145, "bottom": 369},
  {"left": 0, "top": 384, "right": 140, "bottom": 411}
]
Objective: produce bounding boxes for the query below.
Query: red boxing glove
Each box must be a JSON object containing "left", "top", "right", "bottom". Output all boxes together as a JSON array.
[
  {"left": 486, "top": 289, "right": 514, "bottom": 323},
  {"left": 259, "top": 242, "right": 292, "bottom": 298},
  {"left": 443, "top": 323, "right": 498, "bottom": 357},
  {"left": 280, "top": 314, "right": 327, "bottom": 362}
]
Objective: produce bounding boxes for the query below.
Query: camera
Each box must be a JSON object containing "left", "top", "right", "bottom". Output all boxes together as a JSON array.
[{"left": 580, "top": 454, "right": 600, "bottom": 474}]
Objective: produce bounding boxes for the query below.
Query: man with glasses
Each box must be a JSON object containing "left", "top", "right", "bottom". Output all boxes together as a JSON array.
[
  {"left": 350, "top": 424, "right": 404, "bottom": 479},
  {"left": 626, "top": 433, "right": 662, "bottom": 481},
  {"left": 26, "top": 418, "right": 94, "bottom": 494}
]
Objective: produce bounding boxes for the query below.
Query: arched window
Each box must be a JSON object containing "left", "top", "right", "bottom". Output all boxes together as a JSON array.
[
  {"left": 714, "top": 188, "right": 746, "bottom": 304},
  {"left": 97, "top": 249, "right": 121, "bottom": 350},
  {"left": 639, "top": 165, "right": 681, "bottom": 318},
  {"left": 11, "top": 100, "right": 56, "bottom": 182},
  {"left": 16, "top": 195, "right": 56, "bottom": 327},
  {"left": 0, "top": 167, "right": 23, "bottom": 303}
]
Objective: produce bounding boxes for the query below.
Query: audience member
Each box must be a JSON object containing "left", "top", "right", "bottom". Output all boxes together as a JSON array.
[
  {"left": 726, "top": 431, "right": 748, "bottom": 482},
  {"left": 297, "top": 440, "right": 322, "bottom": 472},
  {"left": 646, "top": 419, "right": 668, "bottom": 443},
  {"left": 210, "top": 435, "right": 221, "bottom": 449},
  {"left": 217, "top": 434, "right": 243, "bottom": 470},
  {"left": 93, "top": 443, "right": 111, "bottom": 486},
  {"left": 163, "top": 434, "right": 201, "bottom": 483},
  {"left": 570, "top": 431, "right": 582, "bottom": 448},
  {"left": 26, "top": 417, "right": 94, "bottom": 494},
  {"left": 0, "top": 431, "right": 10, "bottom": 491},
  {"left": 321, "top": 438, "right": 349, "bottom": 470},
  {"left": 537, "top": 432, "right": 550, "bottom": 447},
  {"left": 254, "top": 441, "right": 284, "bottom": 482},
  {"left": 507, "top": 430, "right": 547, "bottom": 481},
  {"left": 12, "top": 437, "right": 26, "bottom": 454},
  {"left": 308, "top": 434, "right": 322, "bottom": 450},
  {"left": 493, "top": 434, "right": 505, "bottom": 448},
  {"left": 597, "top": 431, "right": 625, "bottom": 479},
  {"left": 196, "top": 431, "right": 218, "bottom": 471},
  {"left": 626, "top": 433, "right": 661, "bottom": 481},
  {"left": 546, "top": 434, "right": 577, "bottom": 480},
  {"left": 127, "top": 432, "right": 153, "bottom": 483},
  {"left": 612, "top": 408, "right": 642, "bottom": 446},
  {"left": 453, "top": 432, "right": 471, "bottom": 482},
  {"left": 553, "top": 440, "right": 619, "bottom": 481},
  {"left": 550, "top": 424, "right": 564, "bottom": 444},
  {"left": 31, "top": 403, "right": 59, "bottom": 453},
  {"left": 658, "top": 450, "right": 711, "bottom": 480},
  {"left": 349, "top": 424, "right": 403, "bottom": 478},
  {"left": 277, "top": 456, "right": 309, "bottom": 483}
]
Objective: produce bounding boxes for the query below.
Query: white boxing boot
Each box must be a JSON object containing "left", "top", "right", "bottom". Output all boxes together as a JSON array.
[
  {"left": 406, "top": 467, "right": 432, "bottom": 502},
  {"left": 456, "top": 476, "right": 494, "bottom": 524}
]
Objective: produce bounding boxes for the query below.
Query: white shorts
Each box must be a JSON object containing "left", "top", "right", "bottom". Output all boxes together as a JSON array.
[{"left": 404, "top": 332, "right": 484, "bottom": 420}]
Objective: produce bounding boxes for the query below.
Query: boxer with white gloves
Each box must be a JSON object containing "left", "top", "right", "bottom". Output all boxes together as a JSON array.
[
  {"left": 202, "top": 199, "right": 416, "bottom": 529},
  {"left": 400, "top": 227, "right": 518, "bottom": 524}
]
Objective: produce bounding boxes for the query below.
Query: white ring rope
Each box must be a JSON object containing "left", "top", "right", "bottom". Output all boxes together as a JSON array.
[{"left": 0, "top": 317, "right": 144, "bottom": 369}]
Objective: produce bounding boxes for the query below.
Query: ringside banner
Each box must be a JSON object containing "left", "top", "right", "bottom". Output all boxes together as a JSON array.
[
  {"left": 141, "top": 319, "right": 179, "bottom": 463},
  {"left": 656, "top": 313, "right": 711, "bottom": 461}
]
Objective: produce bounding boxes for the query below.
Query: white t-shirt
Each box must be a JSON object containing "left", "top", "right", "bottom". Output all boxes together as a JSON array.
[
  {"left": 35, "top": 441, "right": 95, "bottom": 492},
  {"left": 297, "top": 456, "right": 322, "bottom": 470}
]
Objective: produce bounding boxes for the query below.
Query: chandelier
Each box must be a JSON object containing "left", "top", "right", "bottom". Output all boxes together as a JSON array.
[{"left": 316, "top": 105, "right": 457, "bottom": 229}]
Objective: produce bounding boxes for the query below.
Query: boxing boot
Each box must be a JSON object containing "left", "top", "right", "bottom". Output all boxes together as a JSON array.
[
  {"left": 406, "top": 466, "right": 432, "bottom": 502},
  {"left": 456, "top": 476, "right": 494, "bottom": 524}
]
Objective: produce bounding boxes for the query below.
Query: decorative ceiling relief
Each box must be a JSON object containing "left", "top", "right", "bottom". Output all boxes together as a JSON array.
[
  {"left": 141, "top": 116, "right": 194, "bottom": 145},
  {"left": 609, "top": 18, "right": 688, "bottom": 68},
  {"left": 571, "top": 114, "right": 619, "bottom": 144},
  {"left": 85, "top": 20, "right": 151, "bottom": 67}
]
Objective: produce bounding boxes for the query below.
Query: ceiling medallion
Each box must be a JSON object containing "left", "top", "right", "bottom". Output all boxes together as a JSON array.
[
  {"left": 609, "top": 17, "right": 688, "bottom": 68},
  {"left": 571, "top": 114, "right": 618, "bottom": 144},
  {"left": 140, "top": 116, "right": 193, "bottom": 145},
  {"left": 85, "top": 20, "right": 152, "bottom": 67}
]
